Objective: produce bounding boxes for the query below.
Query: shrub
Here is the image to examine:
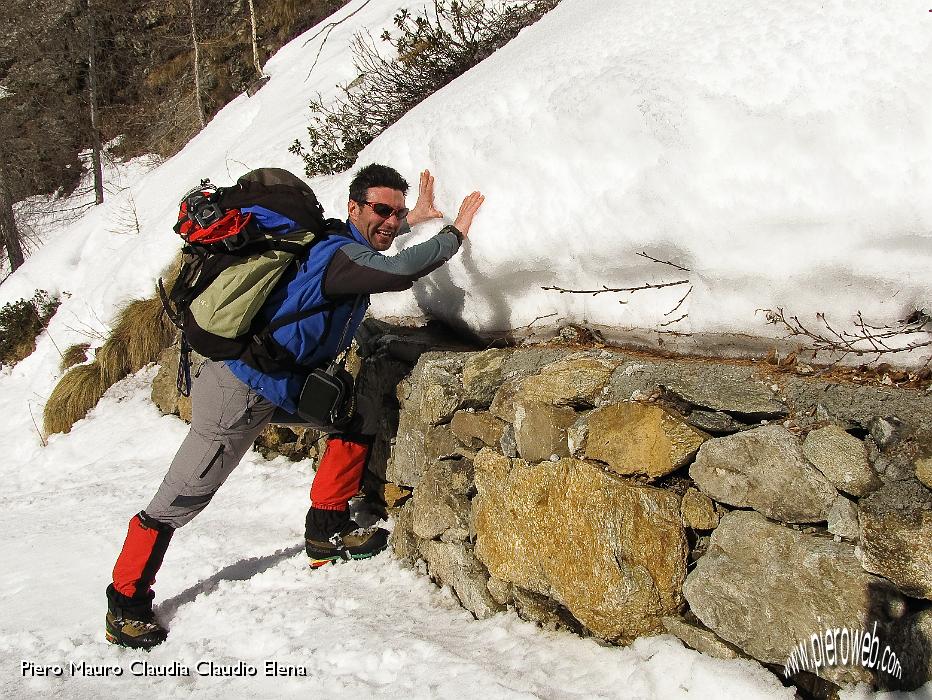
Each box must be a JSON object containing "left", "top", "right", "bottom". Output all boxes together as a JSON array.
[
  {"left": 290, "top": 0, "right": 560, "bottom": 176},
  {"left": 0, "top": 290, "right": 60, "bottom": 367}
]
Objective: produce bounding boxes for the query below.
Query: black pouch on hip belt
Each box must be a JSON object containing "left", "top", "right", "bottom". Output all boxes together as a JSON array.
[
  {"left": 296, "top": 295, "right": 361, "bottom": 427},
  {"left": 298, "top": 364, "right": 355, "bottom": 426}
]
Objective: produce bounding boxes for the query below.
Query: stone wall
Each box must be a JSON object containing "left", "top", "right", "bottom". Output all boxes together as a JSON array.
[
  {"left": 150, "top": 323, "right": 932, "bottom": 694},
  {"left": 387, "top": 343, "right": 932, "bottom": 693}
]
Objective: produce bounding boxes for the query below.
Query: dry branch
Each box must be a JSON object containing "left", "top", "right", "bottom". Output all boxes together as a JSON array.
[
  {"left": 635, "top": 251, "right": 690, "bottom": 272},
  {"left": 664, "top": 286, "right": 692, "bottom": 317},
  {"left": 303, "top": 0, "right": 376, "bottom": 79},
  {"left": 659, "top": 313, "right": 688, "bottom": 327},
  {"left": 541, "top": 250, "right": 693, "bottom": 327},
  {"left": 541, "top": 279, "right": 690, "bottom": 296},
  {"left": 761, "top": 307, "right": 932, "bottom": 365}
]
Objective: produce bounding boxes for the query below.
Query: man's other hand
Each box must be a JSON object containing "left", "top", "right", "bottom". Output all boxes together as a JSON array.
[{"left": 453, "top": 192, "right": 484, "bottom": 239}]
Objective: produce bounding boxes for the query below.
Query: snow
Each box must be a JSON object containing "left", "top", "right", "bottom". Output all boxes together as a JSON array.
[{"left": 1, "top": 0, "right": 930, "bottom": 698}]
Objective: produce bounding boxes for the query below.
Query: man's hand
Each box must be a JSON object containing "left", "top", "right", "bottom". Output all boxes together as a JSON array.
[
  {"left": 406, "top": 170, "right": 444, "bottom": 226},
  {"left": 453, "top": 191, "right": 484, "bottom": 239}
]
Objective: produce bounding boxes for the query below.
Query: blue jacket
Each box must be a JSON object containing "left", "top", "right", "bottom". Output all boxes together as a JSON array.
[{"left": 226, "top": 220, "right": 462, "bottom": 413}]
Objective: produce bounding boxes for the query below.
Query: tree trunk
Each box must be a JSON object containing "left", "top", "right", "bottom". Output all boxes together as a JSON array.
[
  {"left": 188, "top": 0, "right": 207, "bottom": 128},
  {"left": 0, "top": 159, "right": 25, "bottom": 271},
  {"left": 87, "top": 0, "right": 104, "bottom": 204},
  {"left": 247, "top": 0, "right": 262, "bottom": 77}
]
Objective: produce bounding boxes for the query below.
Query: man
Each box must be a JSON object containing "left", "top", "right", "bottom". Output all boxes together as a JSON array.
[{"left": 105, "top": 163, "right": 484, "bottom": 649}]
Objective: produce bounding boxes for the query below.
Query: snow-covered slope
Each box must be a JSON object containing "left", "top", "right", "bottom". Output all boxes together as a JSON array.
[
  {"left": 1, "top": 1, "right": 930, "bottom": 697},
  {"left": 3, "top": 0, "right": 930, "bottom": 356}
]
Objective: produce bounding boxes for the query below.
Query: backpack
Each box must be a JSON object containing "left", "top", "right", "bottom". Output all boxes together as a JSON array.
[{"left": 159, "top": 167, "right": 342, "bottom": 395}]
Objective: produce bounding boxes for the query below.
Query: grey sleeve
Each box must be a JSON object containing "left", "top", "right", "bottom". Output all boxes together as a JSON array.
[{"left": 323, "top": 226, "right": 463, "bottom": 297}]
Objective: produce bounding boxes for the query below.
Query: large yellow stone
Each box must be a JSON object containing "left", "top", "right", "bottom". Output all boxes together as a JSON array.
[
  {"left": 584, "top": 402, "right": 709, "bottom": 478},
  {"left": 473, "top": 449, "right": 687, "bottom": 642}
]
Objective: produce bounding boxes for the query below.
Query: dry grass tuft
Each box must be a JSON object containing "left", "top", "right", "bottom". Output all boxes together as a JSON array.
[
  {"left": 59, "top": 343, "right": 91, "bottom": 372},
  {"left": 43, "top": 364, "right": 110, "bottom": 435},
  {"left": 44, "top": 283, "right": 179, "bottom": 436},
  {"left": 96, "top": 297, "right": 177, "bottom": 385}
]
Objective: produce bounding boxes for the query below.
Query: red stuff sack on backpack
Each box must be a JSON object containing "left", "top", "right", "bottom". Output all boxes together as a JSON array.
[{"left": 173, "top": 184, "right": 254, "bottom": 247}]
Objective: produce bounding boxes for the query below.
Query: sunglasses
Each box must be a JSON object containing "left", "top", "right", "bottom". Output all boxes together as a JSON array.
[{"left": 358, "top": 200, "right": 409, "bottom": 220}]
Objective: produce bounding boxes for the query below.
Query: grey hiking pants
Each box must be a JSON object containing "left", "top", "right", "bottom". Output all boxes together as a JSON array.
[{"left": 144, "top": 359, "right": 375, "bottom": 529}]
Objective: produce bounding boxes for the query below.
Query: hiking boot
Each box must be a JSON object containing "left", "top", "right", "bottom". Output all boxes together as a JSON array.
[
  {"left": 305, "top": 525, "right": 389, "bottom": 568},
  {"left": 305, "top": 506, "right": 389, "bottom": 567},
  {"left": 105, "top": 611, "right": 168, "bottom": 649},
  {"left": 104, "top": 583, "right": 167, "bottom": 650}
]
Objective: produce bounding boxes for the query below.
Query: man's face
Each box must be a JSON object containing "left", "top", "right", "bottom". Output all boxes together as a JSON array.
[{"left": 348, "top": 186, "right": 407, "bottom": 252}]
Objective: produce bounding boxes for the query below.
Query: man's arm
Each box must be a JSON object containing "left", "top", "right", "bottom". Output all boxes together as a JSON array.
[
  {"left": 323, "top": 187, "right": 484, "bottom": 297},
  {"left": 323, "top": 227, "right": 462, "bottom": 297}
]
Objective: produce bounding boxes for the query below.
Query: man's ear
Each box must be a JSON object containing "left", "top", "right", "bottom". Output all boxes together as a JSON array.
[{"left": 347, "top": 198, "right": 361, "bottom": 225}]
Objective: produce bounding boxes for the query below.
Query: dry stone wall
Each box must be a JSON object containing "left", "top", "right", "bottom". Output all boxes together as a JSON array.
[
  {"left": 388, "top": 343, "right": 932, "bottom": 694},
  {"left": 150, "top": 323, "right": 932, "bottom": 694}
]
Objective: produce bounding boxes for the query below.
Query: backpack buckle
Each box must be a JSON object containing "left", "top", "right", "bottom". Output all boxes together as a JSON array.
[
  {"left": 221, "top": 230, "right": 249, "bottom": 251},
  {"left": 189, "top": 195, "right": 224, "bottom": 228}
]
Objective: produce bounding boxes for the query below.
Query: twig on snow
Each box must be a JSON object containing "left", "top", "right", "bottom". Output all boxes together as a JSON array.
[
  {"left": 664, "top": 286, "right": 692, "bottom": 317},
  {"left": 635, "top": 251, "right": 691, "bottom": 272},
  {"left": 304, "top": 0, "right": 376, "bottom": 80},
  {"left": 541, "top": 279, "right": 690, "bottom": 297}
]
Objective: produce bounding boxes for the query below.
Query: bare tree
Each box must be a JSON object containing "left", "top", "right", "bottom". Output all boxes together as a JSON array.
[
  {"left": 0, "top": 158, "right": 25, "bottom": 272},
  {"left": 187, "top": 0, "right": 206, "bottom": 128},
  {"left": 247, "top": 0, "right": 262, "bottom": 77},
  {"left": 0, "top": 87, "right": 24, "bottom": 271},
  {"left": 86, "top": 0, "right": 104, "bottom": 204}
]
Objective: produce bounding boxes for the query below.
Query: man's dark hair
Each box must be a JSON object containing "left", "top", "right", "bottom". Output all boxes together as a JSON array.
[{"left": 348, "top": 163, "right": 409, "bottom": 202}]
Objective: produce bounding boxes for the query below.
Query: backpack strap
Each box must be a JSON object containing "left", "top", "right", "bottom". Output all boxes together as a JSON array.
[
  {"left": 239, "top": 293, "right": 362, "bottom": 377},
  {"left": 158, "top": 277, "right": 181, "bottom": 329},
  {"left": 265, "top": 301, "right": 338, "bottom": 334},
  {"left": 240, "top": 301, "right": 339, "bottom": 375},
  {"left": 328, "top": 294, "right": 364, "bottom": 370},
  {"left": 177, "top": 335, "right": 194, "bottom": 397}
]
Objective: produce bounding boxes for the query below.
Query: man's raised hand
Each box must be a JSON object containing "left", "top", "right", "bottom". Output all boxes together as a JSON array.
[{"left": 406, "top": 170, "right": 444, "bottom": 226}]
